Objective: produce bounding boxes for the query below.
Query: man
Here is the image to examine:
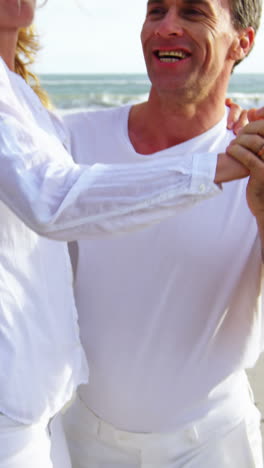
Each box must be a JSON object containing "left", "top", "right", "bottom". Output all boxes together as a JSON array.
[{"left": 62, "top": 0, "right": 264, "bottom": 466}]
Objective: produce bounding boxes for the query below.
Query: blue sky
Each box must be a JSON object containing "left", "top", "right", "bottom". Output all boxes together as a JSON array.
[{"left": 34, "top": 0, "right": 264, "bottom": 75}]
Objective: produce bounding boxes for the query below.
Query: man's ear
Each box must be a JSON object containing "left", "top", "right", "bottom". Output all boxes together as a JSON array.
[{"left": 229, "top": 27, "right": 255, "bottom": 62}]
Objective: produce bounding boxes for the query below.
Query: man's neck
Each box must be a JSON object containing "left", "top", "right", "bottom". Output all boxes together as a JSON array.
[{"left": 128, "top": 88, "right": 227, "bottom": 155}]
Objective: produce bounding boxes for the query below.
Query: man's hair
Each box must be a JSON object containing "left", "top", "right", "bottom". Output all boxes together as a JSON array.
[
  {"left": 229, "top": 0, "right": 262, "bottom": 67},
  {"left": 15, "top": 26, "right": 52, "bottom": 109},
  {"left": 230, "top": 0, "right": 262, "bottom": 31}
]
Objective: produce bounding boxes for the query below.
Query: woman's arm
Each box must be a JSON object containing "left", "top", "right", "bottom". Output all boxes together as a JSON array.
[{"left": 0, "top": 58, "right": 224, "bottom": 240}]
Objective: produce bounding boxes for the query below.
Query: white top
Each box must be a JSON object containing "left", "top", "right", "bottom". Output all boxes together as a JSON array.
[
  {"left": 0, "top": 60, "right": 221, "bottom": 425},
  {"left": 65, "top": 105, "right": 263, "bottom": 433}
]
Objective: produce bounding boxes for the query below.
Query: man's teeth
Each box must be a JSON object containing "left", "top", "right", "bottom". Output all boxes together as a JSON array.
[{"left": 157, "top": 50, "right": 188, "bottom": 62}]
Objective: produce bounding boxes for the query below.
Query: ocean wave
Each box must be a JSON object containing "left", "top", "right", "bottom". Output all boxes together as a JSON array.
[
  {"left": 227, "top": 93, "right": 264, "bottom": 109},
  {"left": 41, "top": 73, "right": 264, "bottom": 111},
  {"left": 52, "top": 92, "right": 264, "bottom": 111},
  {"left": 42, "top": 79, "right": 150, "bottom": 86},
  {"left": 52, "top": 92, "right": 149, "bottom": 110}
]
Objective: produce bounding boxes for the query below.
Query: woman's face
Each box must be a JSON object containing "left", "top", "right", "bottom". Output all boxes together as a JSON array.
[{"left": 0, "top": 0, "right": 36, "bottom": 30}]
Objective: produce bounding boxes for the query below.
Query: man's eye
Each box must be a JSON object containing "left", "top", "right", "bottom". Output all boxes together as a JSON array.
[
  {"left": 182, "top": 8, "right": 206, "bottom": 17},
  {"left": 147, "top": 7, "right": 166, "bottom": 17}
]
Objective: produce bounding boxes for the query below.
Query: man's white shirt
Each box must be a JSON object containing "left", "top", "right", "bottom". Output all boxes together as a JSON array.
[{"left": 64, "top": 105, "right": 263, "bottom": 432}]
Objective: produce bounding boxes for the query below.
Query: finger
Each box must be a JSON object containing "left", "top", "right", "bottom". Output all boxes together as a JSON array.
[
  {"left": 225, "top": 98, "right": 233, "bottom": 106},
  {"left": 248, "top": 108, "right": 258, "bottom": 122},
  {"left": 227, "top": 143, "right": 264, "bottom": 173},
  {"left": 253, "top": 106, "right": 264, "bottom": 121},
  {"left": 232, "top": 110, "right": 249, "bottom": 135},
  {"left": 226, "top": 100, "right": 244, "bottom": 130},
  {"left": 235, "top": 119, "right": 264, "bottom": 138},
  {"left": 230, "top": 133, "right": 264, "bottom": 155},
  {"left": 258, "top": 144, "right": 264, "bottom": 158}
]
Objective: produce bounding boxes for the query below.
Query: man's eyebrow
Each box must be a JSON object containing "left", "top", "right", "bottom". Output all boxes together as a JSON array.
[
  {"left": 183, "top": 0, "right": 210, "bottom": 6},
  {"left": 147, "top": 0, "right": 164, "bottom": 5},
  {"left": 147, "top": 0, "right": 211, "bottom": 5}
]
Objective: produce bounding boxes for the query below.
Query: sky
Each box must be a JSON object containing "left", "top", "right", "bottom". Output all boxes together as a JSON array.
[{"left": 34, "top": 0, "right": 264, "bottom": 75}]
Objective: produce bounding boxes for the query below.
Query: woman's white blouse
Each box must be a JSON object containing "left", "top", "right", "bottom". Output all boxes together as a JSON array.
[{"left": 0, "top": 58, "right": 220, "bottom": 424}]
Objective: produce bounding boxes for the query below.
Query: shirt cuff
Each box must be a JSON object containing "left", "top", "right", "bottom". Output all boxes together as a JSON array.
[{"left": 190, "top": 152, "right": 221, "bottom": 195}]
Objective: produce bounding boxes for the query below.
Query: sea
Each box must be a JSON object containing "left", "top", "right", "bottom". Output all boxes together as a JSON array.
[{"left": 39, "top": 73, "right": 264, "bottom": 114}]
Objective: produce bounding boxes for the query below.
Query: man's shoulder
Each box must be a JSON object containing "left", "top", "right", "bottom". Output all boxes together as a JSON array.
[
  {"left": 63, "top": 104, "right": 131, "bottom": 134},
  {"left": 63, "top": 104, "right": 133, "bottom": 164}
]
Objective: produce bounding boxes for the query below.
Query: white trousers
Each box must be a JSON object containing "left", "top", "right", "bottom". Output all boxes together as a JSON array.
[
  {"left": 0, "top": 413, "right": 72, "bottom": 468},
  {"left": 63, "top": 395, "right": 263, "bottom": 468}
]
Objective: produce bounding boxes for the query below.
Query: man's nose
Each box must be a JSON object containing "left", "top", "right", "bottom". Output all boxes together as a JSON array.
[{"left": 154, "top": 9, "right": 184, "bottom": 37}]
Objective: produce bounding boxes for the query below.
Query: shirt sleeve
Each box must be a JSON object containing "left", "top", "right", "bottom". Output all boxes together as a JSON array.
[
  {"left": 0, "top": 62, "right": 221, "bottom": 241},
  {"left": 0, "top": 112, "right": 221, "bottom": 240}
]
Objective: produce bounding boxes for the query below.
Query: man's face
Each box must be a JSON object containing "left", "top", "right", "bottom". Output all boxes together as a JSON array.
[{"left": 141, "top": 0, "right": 241, "bottom": 101}]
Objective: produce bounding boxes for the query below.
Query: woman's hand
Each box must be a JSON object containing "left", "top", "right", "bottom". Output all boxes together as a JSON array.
[{"left": 225, "top": 98, "right": 249, "bottom": 135}]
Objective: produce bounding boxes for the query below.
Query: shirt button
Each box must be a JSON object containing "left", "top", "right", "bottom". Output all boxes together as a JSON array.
[
  {"left": 185, "top": 426, "right": 199, "bottom": 443},
  {"left": 199, "top": 184, "right": 206, "bottom": 193}
]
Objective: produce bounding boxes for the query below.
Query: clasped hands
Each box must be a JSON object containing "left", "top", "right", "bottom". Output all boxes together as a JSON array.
[{"left": 217, "top": 106, "right": 264, "bottom": 223}]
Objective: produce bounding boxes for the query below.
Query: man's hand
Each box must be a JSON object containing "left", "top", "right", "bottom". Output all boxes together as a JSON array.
[
  {"left": 216, "top": 110, "right": 264, "bottom": 254},
  {"left": 226, "top": 117, "right": 264, "bottom": 219},
  {"left": 216, "top": 106, "right": 264, "bottom": 185},
  {"left": 225, "top": 111, "right": 264, "bottom": 256},
  {"left": 215, "top": 100, "right": 256, "bottom": 183}
]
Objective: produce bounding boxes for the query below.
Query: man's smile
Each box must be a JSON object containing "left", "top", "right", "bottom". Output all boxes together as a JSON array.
[{"left": 153, "top": 48, "right": 191, "bottom": 63}]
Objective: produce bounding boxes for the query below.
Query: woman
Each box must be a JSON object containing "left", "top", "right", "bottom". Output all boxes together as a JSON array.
[{"left": 0, "top": 1, "right": 259, "bottom": 468}]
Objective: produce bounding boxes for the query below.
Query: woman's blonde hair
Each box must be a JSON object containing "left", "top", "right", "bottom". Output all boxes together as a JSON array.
[{"left": 15, "top": 25, "right": 52, "bottom": 109}]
